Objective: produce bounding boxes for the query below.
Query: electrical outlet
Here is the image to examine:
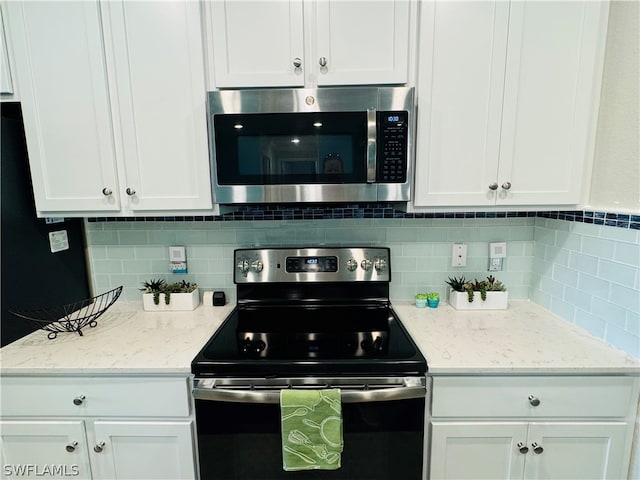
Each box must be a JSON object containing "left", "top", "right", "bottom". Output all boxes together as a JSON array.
[
  {"left": 488, "top": 242, "right": 506, "bottom": 271},
  {"left": 488, "top": 257, "right": 503, "bottom": 271},
  {"left": 452, "top": 244, "right": 467, "bottom": 267}
]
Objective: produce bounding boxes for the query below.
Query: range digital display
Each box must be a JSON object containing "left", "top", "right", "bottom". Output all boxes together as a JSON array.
[{"left": 286, "top": 256, "right": 338, "bottom": 273}]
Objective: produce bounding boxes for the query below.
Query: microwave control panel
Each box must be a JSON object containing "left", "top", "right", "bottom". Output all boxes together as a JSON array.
[{"left": 377, "top": 111, "right": 409, "bottom": 183}]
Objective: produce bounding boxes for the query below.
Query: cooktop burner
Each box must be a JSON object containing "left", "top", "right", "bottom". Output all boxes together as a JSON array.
[{"left": 191, "top": 247, "right": 427, "bottom": 377}]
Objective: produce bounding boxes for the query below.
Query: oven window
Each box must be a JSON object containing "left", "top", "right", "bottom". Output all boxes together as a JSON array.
[
  {"left": 214, "top": 112, "right": 367, "bottom": 185},
  {"left": 195, "top": 397, "right": 425, "bottom": 480}
]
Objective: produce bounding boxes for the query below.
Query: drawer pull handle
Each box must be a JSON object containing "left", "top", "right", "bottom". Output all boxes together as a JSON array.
[
  {"left": 94, "top": 441, "right": 106, "bottom": 453},
  {"left": 516, "top": 442, "right": 528, "bottom": 454},
  {"left": 65, "top": 441, "right": 78, "bottom": 453},
  {"left": 528, "top": 394, "right": 540, "bottom": 407},
  {"left": 73, "top": 395, "right": 85, "bottom": 406},
  {"left": 531, "top": 442, "right": 544, "bottom": 454}
]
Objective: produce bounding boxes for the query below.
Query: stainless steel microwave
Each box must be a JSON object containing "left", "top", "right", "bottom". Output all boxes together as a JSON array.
[{"left": 207, "top": 86, "right": 415, "bottom": 204}]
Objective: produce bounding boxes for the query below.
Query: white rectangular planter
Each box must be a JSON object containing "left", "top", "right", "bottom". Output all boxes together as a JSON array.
[
  {"left": 448, "top": 290, "right": 508, "bottom": 310},
  {"left": 143, "top": 288, "right": 199, "bottom": 311}
]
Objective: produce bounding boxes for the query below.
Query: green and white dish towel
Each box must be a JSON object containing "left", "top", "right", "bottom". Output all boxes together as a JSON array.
[{"left": 280, "top": 388, "right": 343, "bottom": 471}]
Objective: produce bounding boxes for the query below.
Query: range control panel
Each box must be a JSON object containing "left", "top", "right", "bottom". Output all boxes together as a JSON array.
[{"left": 234, "top": 247, "right": 390, "bottom": 283}]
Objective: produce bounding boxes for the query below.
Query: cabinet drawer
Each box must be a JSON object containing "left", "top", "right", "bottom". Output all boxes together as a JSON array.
[
  {"left": 431, "top": 376, "right": 638, "bottom": 418},
  {"left": 0, "top": 376, "right": 191, "bottom": 417}
]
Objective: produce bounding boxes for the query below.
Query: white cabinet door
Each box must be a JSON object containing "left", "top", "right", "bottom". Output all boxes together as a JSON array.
[
  {"left": 524, "top": 423, "right": 630, "bottom": 480},
  {"left": 4, "top": 1, "right": 120, "bottom": 212},
  {"left": 0, "top": 5, "right": 13, "bottom": 95},
  {"left": 208, "top": 0, "right": 305, "bottom": 88},
  {"left": 102, "top": 0, "right": 211, "bottom": 211},
  {"left": 207, "top": 0, "right": 409, "bottom": 88},
  {"left": 497, "top": 1, "right": 608, "bottom": 205},
  {"left": 430, "top": 421, "right": 527, "bottom": 480},
  {"left": 0, "top": 420, "right": 92, "bottom": 479},
  {"left": 414, "top": 0, "right": 509, "bottom": 207},
  {"left": 314, "top": 0, "right": 410, "bottom": 86},
  {"left": 414, "top": 0, "right": 608, "bottom": 208},
  {"left": 91, "top": 420, "right": 196, "bottom": 480}
]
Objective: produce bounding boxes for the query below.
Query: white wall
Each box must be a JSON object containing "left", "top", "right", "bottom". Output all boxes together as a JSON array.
[{"left": 588, "top": 0, "right": 640, "bottom": 213}]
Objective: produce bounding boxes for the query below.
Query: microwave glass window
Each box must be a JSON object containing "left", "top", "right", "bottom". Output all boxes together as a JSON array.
[{"left": 214, "top": 112, "right": 367, "bottom": 185}]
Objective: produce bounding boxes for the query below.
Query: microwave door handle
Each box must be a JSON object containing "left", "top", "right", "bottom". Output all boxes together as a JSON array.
[{"left": 366, "top": 109, "right": 377, "bottom": 183}]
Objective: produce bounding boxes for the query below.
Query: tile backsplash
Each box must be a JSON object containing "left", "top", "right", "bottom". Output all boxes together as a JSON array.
[
  {"left": 86, "top": 215, "right": 535, "bottom": 303},
  {"left": 532, "top": 217, "right": 640, "bottom": 358},
  {"left": 85, "top": 207, "right": 639, "bottom": 358}
]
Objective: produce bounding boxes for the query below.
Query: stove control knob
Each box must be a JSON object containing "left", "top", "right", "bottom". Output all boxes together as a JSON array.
[
  {"left": 374, "top": 257, "right": 387, "bottom": 272},
  {"left": 360, "top": 258, "right": 373, "bottom": 271},
  {"left": 237, "top": 259, "right": 250, "bottom": 276},
  {"left": 240, "top": 338, "right": 266, "bottom": 354},
  {"left": 346, "top": 258, "right": 358, "bottom": 271},
  {"left": 361, "top": 336, "right": 384, "bottom": 354},
  {"left": 251, "top": 260, "right": 264, "bottom": 273}
]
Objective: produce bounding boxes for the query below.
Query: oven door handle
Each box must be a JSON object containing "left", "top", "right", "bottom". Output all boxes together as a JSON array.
[{"left": 193, "top": 385, "right": 425, "bottom": 404}]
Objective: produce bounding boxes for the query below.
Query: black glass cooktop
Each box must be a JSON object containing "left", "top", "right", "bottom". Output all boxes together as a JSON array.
[{"left": 191, "top": 304, "right": 426, "bottom": 377}]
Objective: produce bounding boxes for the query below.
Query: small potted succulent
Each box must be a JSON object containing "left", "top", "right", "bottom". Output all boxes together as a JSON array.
[
  {"left": 141, "top": 278, "right": 199, "bottom": 311},
  {"left": 446, "top": 275, "right": 508, "bottom": 310},
  {"left": 415, "top": 293, "right": 428, "bottom": 308},
  {"left": 426, "top": 292, "right": 440, "bottom": 308}
]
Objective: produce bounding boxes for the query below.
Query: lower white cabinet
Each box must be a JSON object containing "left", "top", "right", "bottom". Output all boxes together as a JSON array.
[
  {"left": 0, "top": 376, "right": 197, "bottom": 480},
  {"left": 428, "top": 376, "right": 639, "bottom": 480}
]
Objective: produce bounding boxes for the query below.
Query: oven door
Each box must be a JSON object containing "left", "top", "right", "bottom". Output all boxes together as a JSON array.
[{"left": 193, "top": 377, "right": 426, "bottom": 480}]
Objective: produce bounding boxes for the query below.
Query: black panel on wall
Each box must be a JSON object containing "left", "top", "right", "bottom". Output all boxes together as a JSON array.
[{"left": 1, "top": 103, "right": 90, "bottom": 346}]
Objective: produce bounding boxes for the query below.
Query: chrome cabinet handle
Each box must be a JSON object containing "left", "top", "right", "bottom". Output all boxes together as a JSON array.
[
  {"left": 488, "top": 182, "right": 498, "bottom": 191},
  {"left": 102, "top": 187, "right": 112, "bottom": 196},
  {"left": 125, "top": 187, "right": 136, "bottom": 196},
  {"left": 73, "top": 395, "right": 85, "bottom": 406},
  {"left": 516, "top": 442, "right": 529, "bottom": 454},
  {"left": 94, "top": 441, "right": 106, "bottom": 453},
  {"left": 319, "top": 56, "right": 327, "bottom": 67},
  {"left": 528, "top": 394, "right": 541, "bottom": 407},
  {"left": 293, "top": 57, "right": 302, "bottom": 68},
  {"left": 502, "top": 181, "right": 512, "bottom": 190},
  {"left": 65, "top": 441, "right": 78, "bottom": 453},
  {"left": 531, "top": 442, "right": 543, "bottom": 454}
]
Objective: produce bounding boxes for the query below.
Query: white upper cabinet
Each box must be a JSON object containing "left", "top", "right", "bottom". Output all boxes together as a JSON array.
[
  {"left": 313, "top": 0, "right": 410, "bottom": 86},
  {"left": 0, "top": 5, "right": 14, "bottom": 96},
  {"left": 207, "top": 0, "right": 412, "bottom": 88},
  {"left": 414, "top": 0, "right": 609, "bottom": 208},
  {"left": 101, "top": 1, "right": 211, "bottom": 211},
  {"left": 208, "top": 0, "right": 305, "bottom": 88},
  {"left": 5, "top": 1, "right": 121, "bottom": 212},
  {"left": 4, "top": 0, "right": 211, "bottom": 215}
]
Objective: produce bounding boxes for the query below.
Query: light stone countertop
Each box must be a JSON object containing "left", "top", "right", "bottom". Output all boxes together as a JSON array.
[
  {"left": 0, "top": 299, "right": 637, "bottom": 376},
  {"left": 394, "top": 300, "right": 639, "bottom": 375},
  {"left": 0, "top": 302, "right": 234, "bottom": 375}
]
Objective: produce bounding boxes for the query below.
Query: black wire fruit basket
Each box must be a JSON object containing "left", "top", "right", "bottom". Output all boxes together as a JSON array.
[{"left": 9, "top": 286, "right": 123, "bottom": 340}]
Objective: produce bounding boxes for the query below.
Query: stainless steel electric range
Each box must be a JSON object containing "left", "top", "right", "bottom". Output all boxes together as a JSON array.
[{"left": 191, "top": 247, "right": 427, "bottom": 480}]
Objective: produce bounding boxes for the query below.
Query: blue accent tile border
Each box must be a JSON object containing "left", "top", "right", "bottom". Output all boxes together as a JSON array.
[
  {"left": 87, "top": 205, "right": 638, "bottom": 230},
  {"left": 537, "top": 210, "right": 640, "bottom": 230}
]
